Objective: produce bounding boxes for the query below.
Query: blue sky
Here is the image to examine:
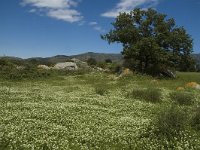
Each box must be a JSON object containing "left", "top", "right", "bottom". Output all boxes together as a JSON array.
[{"left": 0, "top": 0, "right": 200, "bottom": 58}]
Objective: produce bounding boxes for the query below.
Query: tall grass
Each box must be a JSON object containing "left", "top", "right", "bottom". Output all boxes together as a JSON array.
[
  {"left": 170, "top": 91, "right": 194, "bottom": 105},
  {"left": 155, "top": 105, "right": 188, "bottom": 137},
  {"left": 130, "top": 88, "right": 162, "bottom": 103}
]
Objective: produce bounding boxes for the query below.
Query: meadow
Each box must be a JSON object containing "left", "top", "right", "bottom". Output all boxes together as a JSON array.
[{"left": 0, "top": 72, "right": 200, "bottom": 149}]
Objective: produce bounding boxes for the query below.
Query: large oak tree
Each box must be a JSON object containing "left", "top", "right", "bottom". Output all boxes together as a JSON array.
[{"left": 102, "top": 8, "right": 194, "bottom": 75}]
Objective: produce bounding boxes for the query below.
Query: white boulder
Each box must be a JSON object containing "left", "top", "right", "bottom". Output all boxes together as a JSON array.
[
  {"left": 37, "top": 65, "right": 50, "bottom": 70},
  {"left": 53, "top": 62, "right": 78, "bottom": 70},
  {"left": 71, "top": 58, "right": 90, "bottom": 69}
]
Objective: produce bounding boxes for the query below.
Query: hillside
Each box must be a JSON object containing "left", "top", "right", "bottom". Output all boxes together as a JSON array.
[
  {"left": 42, "top": 52, "right": 123, "bottom": 63},
  {"left": 1, "top": 52, "right": 123, "bottom": 64},
  {"left": 69, "top": 52, "right": 123, "bottom": 63},
  {"left": 27, "top": 55, "right": 70, "bottom": 64},
  {"left": 1, "top": 52, "right": 200, "bottom": 66}
]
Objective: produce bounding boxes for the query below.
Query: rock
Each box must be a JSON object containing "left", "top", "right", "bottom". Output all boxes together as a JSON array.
[
  {"left": 96, "top": 67, "right": 104, "bottom": 71},
  {"left": 185, "top": 82, "right": 200, "bottom": 90},
  {"left": 121, "top": 68, "right": 132, "bottom": 76},
  {"left": 176, "top": 87, "right": 185, "bottom": 91},
  {"left": 160, "top": 69, "right": 176, "bottom": 78},
  {"left": 16, "top": 65, "right": 25, "bottom": 70},
  {"left": 53, "top": 62, "right": 78, "bottom": 70},
  {"left": 37, "top": 65, "right": 50, "bottom": 70},
  {"left": 71, "top": 58, "right": 90, "bottom": 69}
]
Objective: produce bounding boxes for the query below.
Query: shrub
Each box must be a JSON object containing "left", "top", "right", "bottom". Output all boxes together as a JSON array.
[
  {"left": 191, "top": 107, "right": 200, "bottom": 130},
  {"left": 97, "top": 62, "right": 107, "bottom": 69},
  {"left": 95, "top": 85, "right": 108, "bottom": 96},
  {"left": 170, "top": 91, "right": 194, "bottom": 105},
  {"left": 87, "top": 58, "right": 97, "bottom": 66},
  {"left": 105, "top": 59, "right": 112, "bottom": 63},
  {"left": 0, "top": 64, "right": 52, "bottom": 80},
  {"left": 155, "top": 105, "right": 188, "bottom": 137},
  {"left": 54, "top": 69, "right": 89, "bottom": 76},
  {"left": 130, "top": 88, "right": 162, "bottom": 103},
  {"left": 0, "top": 136, "right": 10, "bottom": 150},
  {"left": 109, "top": 64, "right": 122, "bottom": 74}
]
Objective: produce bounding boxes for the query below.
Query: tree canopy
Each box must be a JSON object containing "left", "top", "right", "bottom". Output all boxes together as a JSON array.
[
  {"left": 102, "top": 8, "right": 194, "bottom": 75},
  {"left": 87, "top": 58, "right": 97, "bottom": 66}
]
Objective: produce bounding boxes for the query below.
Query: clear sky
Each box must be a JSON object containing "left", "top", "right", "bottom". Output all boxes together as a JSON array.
[{"left": 0, "top": 0, "right": 200, "bottom": 58}]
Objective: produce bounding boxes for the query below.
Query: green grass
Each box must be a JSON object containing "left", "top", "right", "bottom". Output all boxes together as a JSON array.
[
  {"left": 170, "top": 91, "right": 194, "bottom": 105},
  {"left": 95, "top": 85, "right": 108, "bottom": 96},
  {"left": 191, "top": 107, "right": 200, "bottom": 131},
  {"left": 129, "top": 88, "right": 162, "bottom": 103},
  {"left": 155, "top": 105, "right": 188, "bottom": 137},
  {"left": 0, "top": 72, "right": 200, "bottom": 149}
]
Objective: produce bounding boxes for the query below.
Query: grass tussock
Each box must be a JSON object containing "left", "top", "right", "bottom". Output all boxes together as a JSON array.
[
  {"left": 155, "top": 105, "right": 188, "bottom": 137},
  {"left": 191, "top": 107, "right": 200, "bottom": 131},
  {"left": 170, "top": 91, "right": 194, "bottom": 105},
  {"left": 95, "top": 85, "right": 108, "bottom": 96},
  {"left": 130, "top": 88, "right": 162, "bottom": 103}
]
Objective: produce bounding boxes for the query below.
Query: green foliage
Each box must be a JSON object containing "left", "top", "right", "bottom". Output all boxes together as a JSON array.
[
  {"left": 130, "top": 88, "right": 162, "bottom": 103},
  {"left": 0, "top": 65, "right": 51, "bottom": 80},
  {"left": 0, "top": 58, "right": 25, "bottom": 66},
  {"left": 27, "top": 58, "right": 54, "bottom": 66},
  {"left": 105, "top": 59, "right": 112, "bottom": 63},
  {"left": 196, "top": 64, "right": 200, "bottom": 72},
  {"left": 0, "top": 58, "right": 52, "bottom": 80},
  {"left": 87, "top": 58, "right": 97, "bottom": 66},
  {"left": 95, "top": 85, "right": 108, "bottom": 96},
  {"left": 96, "top": 62, "right": 107, "bottom": 69},
  {"left": 170, "top": 91, "right": 194, "bottom": 105},
  {"left": 191, "top": 107, "right": 200, "bottom": 130},
  {"left": 53, "top": 68, "right": 90, "bottom": 76},
  {"left": 0, "top": 58, "right": 92, "bottom": 80},
  {"left": 109, "top": 63, "right": 122, "bottom": 74},
  {"left": 0, "top": 136, "right": 10, "bottom": 150},
  {"left": 102, "top": 8, "right": 194, "bottom": 75},
  {"left": 0, "top": 72, "right": 199, "bottom": 149},
  {"left": 155, "top": 105, "right": 188, "bottom": 137}
]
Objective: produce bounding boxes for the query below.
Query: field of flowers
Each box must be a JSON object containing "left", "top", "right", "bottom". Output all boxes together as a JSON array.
[{"left": 0, "top": 72, "right": 200, "bottom": 149}]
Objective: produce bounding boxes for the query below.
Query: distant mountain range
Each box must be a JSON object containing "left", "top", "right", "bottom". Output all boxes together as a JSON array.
[
  {"left": 1, "top": 52, "right": 200, "bottom": 66},
  {"left": 26, "top": 52, "right": 123, "bottom": 64}
]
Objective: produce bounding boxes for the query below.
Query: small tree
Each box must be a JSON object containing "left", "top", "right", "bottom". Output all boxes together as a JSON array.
[
  {"left": 105, "top": 59, "right": 112, "bottom": 63},
  {"left": 87, "top": 58, "right": 97, "bottom": 66},
  {"left": 102, "top": 8, "right": 194, "bottom": 75}
]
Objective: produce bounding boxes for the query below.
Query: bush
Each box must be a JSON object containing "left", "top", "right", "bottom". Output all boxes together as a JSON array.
[
  {"left": 109, "top": 64, "right": 122, "bottom": 74},
  {"left": 97, "top": 62, "right": 107, "bottom": 69},
  {"left": 54, "top": 69, "right": 89, "bottom": 76},
  {"left": 87, "top": 58, "right": 97, "bottom": 66},
  {"left": 95, "top": 85, "right": 108, "bottom": 96},
  {"left": 105, "top": 59, "right": 112, "bottom": 63},
  {"left": 191, "top": 107, "right": 200, "bottom": 130},
  {"left": 170, "top": 91, "right": 194, "bottom": 105},
  {"left": 0, "top": 64, "right": 52, "bottom": 80},
  {"left": 155, "top": 105, "right": 188, "bottom": 137},
  {"left": 130, "top": 88, "right": 162, "bottom": 103}
]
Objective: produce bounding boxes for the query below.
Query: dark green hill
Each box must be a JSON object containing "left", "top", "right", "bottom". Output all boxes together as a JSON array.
[
  {"left": 69, "top": 52, "right": 123, "bottom": 63},
  {"left": 26, "top": 52, "right": 123, "bottom": 64},
  {"left": 1, "top": 52, "right": 199, "bottom": 68}
]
